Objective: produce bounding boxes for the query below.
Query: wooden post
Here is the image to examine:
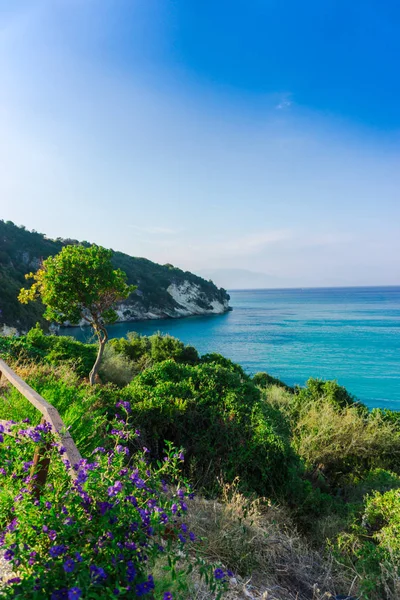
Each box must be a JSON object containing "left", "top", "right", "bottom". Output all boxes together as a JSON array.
[
  {"left": 29, "top": 417, "right": 51, "bottom": 499},
  {"left": 0, "top": 358, "right": 82, "bottom": 481}
]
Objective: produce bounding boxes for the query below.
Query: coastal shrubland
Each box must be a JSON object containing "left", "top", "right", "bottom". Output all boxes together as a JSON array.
[{"left": 1, "top": 328, "right": 400, "bottom": 598}]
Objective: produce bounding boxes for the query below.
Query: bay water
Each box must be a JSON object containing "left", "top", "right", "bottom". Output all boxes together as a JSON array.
[{"left": 68, "top": 287, "right": 400, "bottom": 410}]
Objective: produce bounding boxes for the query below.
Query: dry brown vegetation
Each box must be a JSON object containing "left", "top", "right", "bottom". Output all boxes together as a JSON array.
[{"left": 185, "top": 481, "right": 357, "bottom": 600}]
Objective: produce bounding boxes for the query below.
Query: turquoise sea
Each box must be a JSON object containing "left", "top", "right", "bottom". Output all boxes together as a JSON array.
[{"left": 68, "top": 287, "right": 400, "bottom": 410}]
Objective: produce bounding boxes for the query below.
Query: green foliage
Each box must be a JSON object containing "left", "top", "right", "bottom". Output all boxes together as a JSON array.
[
  {"left": 110, "top": 332, "right": 199, "bottom": 370},
  {"left": 45, "top": 337, "right": 97, "bottom": 378},
  {"left": 18, "top": 244, "right": 134, "bottom": 328},
  {"left": 0, "top": 333, "right": 45, "bottom": 362},
  {"left": 3, "top": 326, "right": 400, "bottom": 599},
  {"left": 99, "top": 344, "right": 136, "bottom": 386},
  {"left": 149, "top": 333, "right": 199, "bottom": 365},
  {"left": 336, "top": 489, "right": 400, "bottom": 598},
  {"left": 0, "top": 367, "right": 110, "bottom": 455},
  {"left": 200, "top": 353, "right": 248, "bottom": 377},
  {"left": 122, "top": 360, "right": 299, "bottom": 498},
  {"left": 296, "top": 377, "right": 360, "bottom": 411},
  {"left": 110, "top": 332, "right": 151, "bottom": 362},
  {"left": 252, "top": 371, "right": 294, "bottom": 392},
  {"left": 293, "top": 398, "right": 400, "bottom": 485},
  {"left": 346, "top": 469, "right": 400, "bottom": 503}
]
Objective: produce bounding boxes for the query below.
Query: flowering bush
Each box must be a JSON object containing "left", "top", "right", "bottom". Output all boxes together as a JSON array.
[{"left": 0, "top": 403, "right": 224, "bottom": 599}]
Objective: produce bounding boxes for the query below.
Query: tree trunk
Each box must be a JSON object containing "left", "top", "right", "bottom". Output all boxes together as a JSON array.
[{"left": 89, "top": 324, "right": 108, "bottom": 385}]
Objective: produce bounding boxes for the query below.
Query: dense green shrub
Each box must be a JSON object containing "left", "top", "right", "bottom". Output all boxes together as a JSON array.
[
  {"left": 121, "top": 360, "right": 299, "bottom": 498},
  {"left": 149, "top": 334, "right": 199, "bottom": 365},
  {"left": 110, "top": 333, "right": 199, "bottom": 369},
  {"left": 200, "top": 353, "right": 247, "bottom": 377},
  {"left": 1, "top": 326, "right": 96, "bottom": 378},
  {"left": 0, "top": 334, "right": 45, "bottom": 362},
  {"left": 337, "top": 489, "right": 400, "bottom": 598},
  {"left": 110, "top": 332, "right": 151, "bottom": 362},
  {"left": 295, "top": 377, "right": 360, "bottom": 411},
  {"left": 252, "top": 371, "right": 294, "bottom": 392}
]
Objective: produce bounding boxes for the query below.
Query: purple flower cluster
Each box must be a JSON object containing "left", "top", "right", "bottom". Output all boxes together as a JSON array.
[
  {"left": 116, "top": 400, "right": 131, "bottom": 413},
  {"left": 0, "top": 411, "right": 206, "bottom": 599}
]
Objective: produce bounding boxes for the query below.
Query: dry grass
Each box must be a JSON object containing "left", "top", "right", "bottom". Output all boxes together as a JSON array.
[
  {"left": 294, "top": 401, "right": 400, "bottom": 472},
  {"left": 185, "top": 481, "right": 357, "bottom": 600}
]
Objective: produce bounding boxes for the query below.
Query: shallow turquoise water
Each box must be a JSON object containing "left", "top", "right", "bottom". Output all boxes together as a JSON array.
[{"left": 68, "top": 287, "right": 400, "bottom": 410}]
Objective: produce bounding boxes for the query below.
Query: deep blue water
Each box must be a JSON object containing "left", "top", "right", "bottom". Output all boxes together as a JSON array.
[{"left": 67, "top": 287, "right": 400, "bottom": 410}]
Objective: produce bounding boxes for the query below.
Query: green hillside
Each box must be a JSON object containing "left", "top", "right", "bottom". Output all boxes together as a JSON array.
[{"left": 0, "top": 220, "right": 230, "bottom": 331}]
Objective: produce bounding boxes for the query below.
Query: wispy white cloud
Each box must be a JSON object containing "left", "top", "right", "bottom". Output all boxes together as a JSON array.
[{"left": 275, "top": 95, "right": 292, "bottom": 110}]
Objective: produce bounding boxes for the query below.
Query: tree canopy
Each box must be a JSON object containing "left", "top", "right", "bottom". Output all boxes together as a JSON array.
[{"left": 18, "top": 244, "right": 135, "bottom": 383}]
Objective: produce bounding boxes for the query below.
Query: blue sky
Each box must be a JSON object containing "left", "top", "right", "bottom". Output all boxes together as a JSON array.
[{"left": 0, "top": 0, "right": 399, "bottom": 288}]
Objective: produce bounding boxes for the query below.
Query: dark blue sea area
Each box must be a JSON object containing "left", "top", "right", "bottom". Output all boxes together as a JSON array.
[{"left": 68, "top": 286, "right": 400, "bottom": 410}]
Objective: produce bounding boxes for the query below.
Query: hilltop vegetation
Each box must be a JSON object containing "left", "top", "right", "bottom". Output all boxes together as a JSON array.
[
  {"left": 0, "top": 220, "right": 229, "bottom": 332},
  {"left": 1, "top": 329, "right": 400, "bottom": 598}
]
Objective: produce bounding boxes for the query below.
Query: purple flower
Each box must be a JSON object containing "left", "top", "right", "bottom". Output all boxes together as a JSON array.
[
  {"left": 28, "top": 430, "right": 42, "bottom": 443},
  {"left": 98, "top": 501, "right": 113, "bottom": 515},
  {"left": 4, "top": 549, "right": 14, "bottom": 561},
  {"left": 63, "top": 559, "right": 75, "bottom": 573},
  {"left": 164, "top": 593, "right": 173, "bottom": 600},
  {"left": 126, "top": 560, "right": 137, "bottom": 582},
  {"left": 178, "top": 534, "right": 186, "bottom": 544},
  {"left": 7, "top": 519, "right": 18, "bottom": 532},
  {"left": 68, "top": 588, "right": 82, "bottom": 600},
  {"left": 0, "top": 467, "right": 6, "bottom": 475},
  {"left": 171, "top": 504, "right": 178, "bottom": 514},
  {"left": 136, "top": 575, "right": 155, "bottom": 596},
  {"left": 189, "top": 532, "right": 196, "bottom": 542},
  {"left": 177, "top": 489, "right": 185, "bottom": 499},
  {"left": 178, "top": 452, "right": 184, "bottom": 461},
  {"left": 108, "top": 481, "right": 123, "bottom": 497},
  {"left": 6, "top": 577, "right": 21, "bottom": 584},
  {"left": 93, "top": 447, "right": 106, "bottom": 454},
  {"left": 214, "top": 568, "right": 226, "bottom": 580},
  {"left": 116, "top": 400, "right": 131, "bottom": 413},
  {"left": 49, "top": 545, "right": 66, "bottom": 558},
  {"left": 75, "top": 552, "right": 83, "bottom": 562},
  {"left": 90, "top": 564, "right": 107, "bottom": 583},
  {"left": 45, "top": 501, "right": 52, "bottom": 509}
]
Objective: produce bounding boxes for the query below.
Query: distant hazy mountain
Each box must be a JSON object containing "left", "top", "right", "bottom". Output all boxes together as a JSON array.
[{"left": 198, "top": 268, "right": 281, "bottom": 290}]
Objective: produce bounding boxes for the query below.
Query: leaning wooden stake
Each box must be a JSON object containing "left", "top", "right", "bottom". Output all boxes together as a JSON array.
[{"left": 0, "top": 358, "right": 82, "bottom": 482}]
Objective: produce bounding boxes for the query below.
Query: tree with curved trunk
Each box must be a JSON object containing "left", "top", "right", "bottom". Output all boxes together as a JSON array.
[{"left": 18, "top": 244, "right": 135, "bottom": 385}]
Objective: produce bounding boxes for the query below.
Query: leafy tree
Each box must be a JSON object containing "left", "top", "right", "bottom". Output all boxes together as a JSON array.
[{"left": 18, "top": 245, "right": 135, "bottom": 384}]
